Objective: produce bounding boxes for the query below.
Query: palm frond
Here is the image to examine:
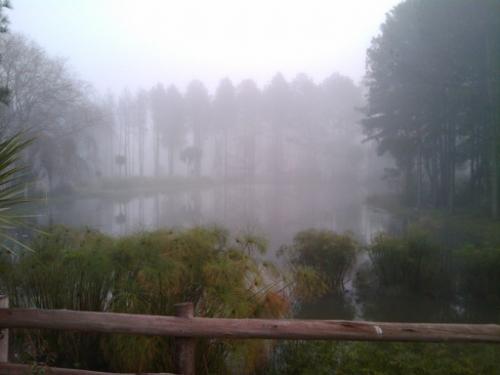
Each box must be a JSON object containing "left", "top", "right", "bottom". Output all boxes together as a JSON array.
[{"left": 0, "top": 132, "right": 35, "bottom": 253}]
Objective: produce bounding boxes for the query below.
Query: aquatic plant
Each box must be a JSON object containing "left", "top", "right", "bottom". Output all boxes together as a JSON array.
[{"left": 0, "top": 225, "right": 289, "bottom": 374}]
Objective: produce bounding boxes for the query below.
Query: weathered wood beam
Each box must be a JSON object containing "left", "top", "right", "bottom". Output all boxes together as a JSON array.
[
  {"left": 0, "top": 363, "right": 177, "bottom": 375},
  {"left": 1, "top": 308, "right": 499, "bottom": 343},
  {"left": 174, "top": 303, "right": 195, "bottom": 375},
  {"left": 0, "top": 297, "right": 8, "bottom": 363}
]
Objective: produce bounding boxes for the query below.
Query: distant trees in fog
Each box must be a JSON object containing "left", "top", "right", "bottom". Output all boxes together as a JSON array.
[
  {"left": 213, "top": 78, "right": 236, "bottom": 182},
  {"left": 104, "top": 72, "right": 365, "bottom": 186},
  {"left": 0, "top": 33, "right": 106, "bottom": 192},
  {"left": 0, "top": 33, "right": 368, "bottom": 193},
  {"left": 184, "top": 80, "right": 210, "bottom": 178},
  {"left": 161, "top": 86, "right": 185, "bottom": 177}
]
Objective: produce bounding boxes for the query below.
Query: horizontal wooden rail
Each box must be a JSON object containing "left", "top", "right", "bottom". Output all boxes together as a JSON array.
[
  {"left": 0, "top": 363, "right": 176, "bottom": 375},
  {"left": 1, "top": 308, "right": 500, "bottom": 343}
]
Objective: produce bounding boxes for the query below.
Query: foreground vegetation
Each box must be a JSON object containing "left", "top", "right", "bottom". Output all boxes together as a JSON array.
[
  {"left": 1, "top": 224, "right": 499, "bottom": 374},
  {"left": 268, "top": 341, "right": 500, "bottom": 375},
  {"left": 0, "top": 226, "right": 291, "bottom": 373},
  {"left": 271, "top": 220, "right": 500, "bottom": 374}
]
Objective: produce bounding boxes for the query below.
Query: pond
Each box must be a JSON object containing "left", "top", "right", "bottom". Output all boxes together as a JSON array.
[
  {"left": 38, "top": 183, "right": 391, "bottom": 255},
  {"left": 35, "top": 183, "right": 499, "bottom": 323}
]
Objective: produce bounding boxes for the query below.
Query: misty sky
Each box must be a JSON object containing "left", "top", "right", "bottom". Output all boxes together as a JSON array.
[{"left": 8, "top": 0, "right": 402, "bottom": 93}]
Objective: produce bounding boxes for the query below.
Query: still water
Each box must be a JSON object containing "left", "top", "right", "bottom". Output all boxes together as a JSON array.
[{"left": 39, "top": 183, "right": 390, "bottom": 254}]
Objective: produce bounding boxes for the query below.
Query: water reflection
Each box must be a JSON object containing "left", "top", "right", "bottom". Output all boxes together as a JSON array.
[
  {"left": 39, "top": 184, "right": 391, "bottom": 254},
  {"left": 297, "top": 292, "right": 356, "bottom": 320}
]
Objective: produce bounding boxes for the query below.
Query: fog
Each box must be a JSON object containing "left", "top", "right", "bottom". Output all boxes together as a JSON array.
[
  {"left": 1, "top": 1, "right": 401, "bottom": 248},
  {"left": 9, "top": 0, "right": 401, "bottom": 92},
  {"left": 2, "top": 1, "right": 500, "bottom": 372}
]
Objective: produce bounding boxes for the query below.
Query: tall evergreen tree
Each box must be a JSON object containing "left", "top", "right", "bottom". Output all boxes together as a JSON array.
[
  {"left": 236, "top": 79, "right": 261, "bottom": 181},
  {"left": 162, "top": 85, "right": 185, "bottom": 176},
  {"left": 264, "top": 73, "right": 293, "bottom": 179},
  {"left": 291, "top": 74, "right": 321, "bottom": 178},
  {"left": 116, "top": 90, "right": 133, "bottom": 177},
  {"left": 213, "top": 78, "right": 236, "bottom": 180},
  {"left": 133, "top": 90, "right": 148, "bottom": 177},
  {"left": 363, "top": 0, "right": 500, "bottom": 215},
  {"left": 150, "top": 83, "right": 168, "bottom": 177},
  {"left": 185, "top": 80, "right": 210, "bottom": 177}
]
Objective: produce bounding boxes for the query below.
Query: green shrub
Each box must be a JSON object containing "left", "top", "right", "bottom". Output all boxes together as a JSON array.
[
  {"left": 368, "top": 231, "right": 453, "bottom": 295},
  {"left": 280, "top": 229, "right": 358, "bottom": 293},
  {"left": 456, "top": 245, "right": 500, "bottom": 301}
]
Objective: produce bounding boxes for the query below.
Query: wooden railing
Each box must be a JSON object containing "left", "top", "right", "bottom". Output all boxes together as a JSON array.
[{"left": 1, "top": 295, "right": 500, "bottom": 375}]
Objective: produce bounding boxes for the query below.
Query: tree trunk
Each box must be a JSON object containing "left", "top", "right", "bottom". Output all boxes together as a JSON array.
[
  {"left": 490, "top": 139, "right": 497, "bottom": 219},
  {"left": 224, "top": 129, "right": 228, "bottom": 183},
  {"left": 168, "top": 146, "right": 175, "bottom": 177},
  {"left": 194, "top": 129, "right": 202, "bottom": 178},
  {"left": 448, "top": 121, "right": 456, "bottom": 213},
  {"left": 416, "top": 143, "right": 423, "bottom": 209},
  {"left": 486, "top": 35, "right": 498, "bottom": 219},
  {"left": 138, "top": 126, "right": 145, "bottom": 177},
  {"left": 155, "top": 127, "right": 160, "bottom": 178}
]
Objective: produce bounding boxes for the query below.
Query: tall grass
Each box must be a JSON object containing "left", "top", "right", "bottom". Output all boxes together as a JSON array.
[{"left": 0, "top": 226, "right": 289, "bottom": 374}]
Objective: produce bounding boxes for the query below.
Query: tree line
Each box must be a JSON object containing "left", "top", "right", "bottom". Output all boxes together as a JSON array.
[
  {"left": 109, "top": 73, "right": 365, "bottom": 185},
  {"left": 0, "top": 31, "right": 369, "bottom": 193}
]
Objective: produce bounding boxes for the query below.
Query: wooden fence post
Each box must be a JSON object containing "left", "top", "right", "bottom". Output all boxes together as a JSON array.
[
  {"left": 174, "top": 303, "right": 195, "bottom": 375},
  {"left": 0, "top": 295, "right": 8, "bottom": 362}
]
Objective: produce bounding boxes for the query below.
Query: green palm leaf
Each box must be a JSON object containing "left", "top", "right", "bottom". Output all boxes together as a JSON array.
[{"left": 0, "top": 132, "right": 35, "bottom": 253}]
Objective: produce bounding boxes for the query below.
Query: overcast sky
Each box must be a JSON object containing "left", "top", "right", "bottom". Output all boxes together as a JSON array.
[{"left": 8, "top": 0, "right": 402, "bottom": 94}]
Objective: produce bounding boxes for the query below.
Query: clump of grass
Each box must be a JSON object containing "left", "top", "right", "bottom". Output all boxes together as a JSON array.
[
  {"left": 0, "top": 225, "right": 289, "bottom": 374},
  {"left": 279, "top": 229, "right": 358, "bottom": 294}
]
